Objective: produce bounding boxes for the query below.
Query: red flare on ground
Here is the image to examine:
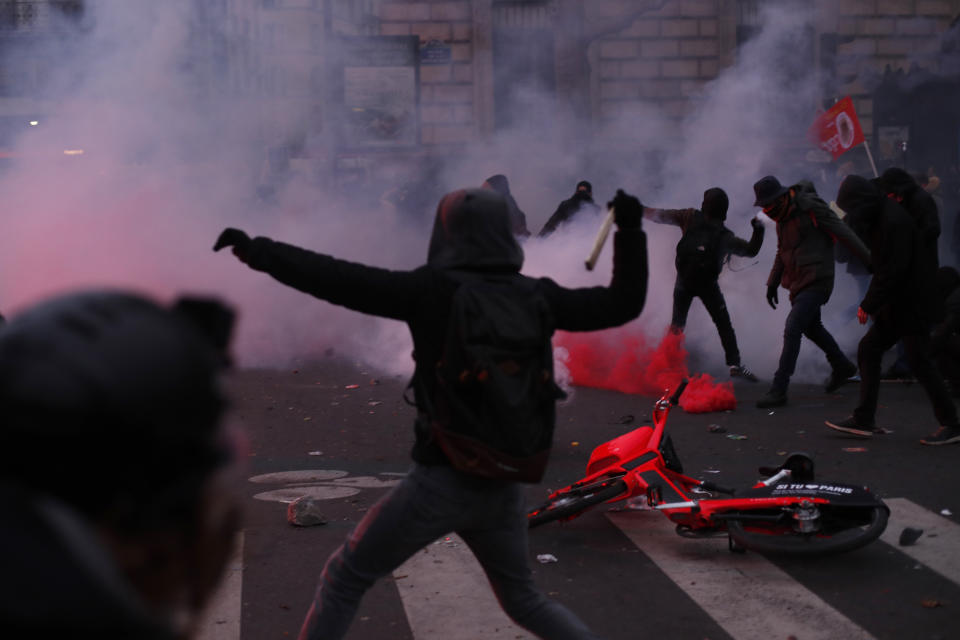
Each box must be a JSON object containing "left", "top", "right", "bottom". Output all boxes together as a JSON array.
[{"left": 555, "top": 327, "right": 736, "bottom": 413}]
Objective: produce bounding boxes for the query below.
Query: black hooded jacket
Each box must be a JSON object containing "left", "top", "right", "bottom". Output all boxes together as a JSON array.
[
  {"left": 538, "top": 190, "right": 602, "bottom": 237},
  {"left": 240, "top": 188, "right": 648, "bottom": 465},
  {"left": 642, "top": 187, "right": 763, "bottom": 285},
  {"left": 876, "top": 167, "right": 940, "bottom": 248},
  {"left": 838, "top": 175, "right": 940, "bottom": 325},
  {"left": 875, "top": 167, "right": 941, "bottom": 284}
]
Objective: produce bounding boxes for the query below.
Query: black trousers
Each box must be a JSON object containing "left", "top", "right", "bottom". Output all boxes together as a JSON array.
[
  {"left": 854, "top": 313, "right": 958, "bottom": 428},
  {"left": 931, "top": 331, "right": 960, "bottom": 382},
  {"left": 671, "top": 278, "right": 740, "bottom": 367}
]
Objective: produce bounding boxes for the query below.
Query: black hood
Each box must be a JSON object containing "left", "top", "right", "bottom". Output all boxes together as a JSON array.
[
  {"left": 701, "top": 187, "right": 729, "bottom": 221},
  {"left": 876, "top": 167, "right": 918, "bottom": 200},
  {"left": 427, "top": 188, "right": 524, "bottom": 271},
  {"left": 483, "top": 174, "right": 511, "bottom": 196},
  {"left": 837, "top": 174, "right": 884, "bottom": 237}
]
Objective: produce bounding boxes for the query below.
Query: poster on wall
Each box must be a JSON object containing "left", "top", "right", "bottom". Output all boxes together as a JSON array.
[{"left": 336, "top": 36, "right": 419, "bottom": 150}]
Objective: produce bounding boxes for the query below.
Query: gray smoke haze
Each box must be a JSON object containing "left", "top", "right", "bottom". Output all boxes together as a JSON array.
[{"left": 0, "top": 2, "right": 872, "bottom": 382}]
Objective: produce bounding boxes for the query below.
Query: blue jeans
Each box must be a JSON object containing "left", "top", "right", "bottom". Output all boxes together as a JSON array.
[
  {"left": 772, "top": 288, "right": 853, "bottom": 393},
  {"left": 298, "top": 463, "right": 603, "bottom": 640}
]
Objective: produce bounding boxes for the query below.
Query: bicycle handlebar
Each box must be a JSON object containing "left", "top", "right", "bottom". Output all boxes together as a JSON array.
[{"left": 668, "top": 379, "right": 689, "bottom": 406}]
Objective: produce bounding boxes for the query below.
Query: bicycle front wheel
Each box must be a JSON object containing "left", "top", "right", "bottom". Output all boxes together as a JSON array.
[
  {"left": 726, "top": 504, "right": 888, "bottom": 556},
  {"left": 527, "top": 477, "right": 628, "bottom": 528}
]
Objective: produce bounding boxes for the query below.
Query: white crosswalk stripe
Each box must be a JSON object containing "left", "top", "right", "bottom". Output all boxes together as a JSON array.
[
  {"left": 880, "top": 497, "right": 960, "bottom": 585},
  {"left": 394, "top": 535, "right": 536, "bottom": 639},
  {"left": 607, "top": 510, "right": 874, "bottom": 640},
  {"left": 199, "top": 498, "right": 960, "bottom": 639},
  {"left": 196, "top": 533, "right": 244, "bottom": 640}
]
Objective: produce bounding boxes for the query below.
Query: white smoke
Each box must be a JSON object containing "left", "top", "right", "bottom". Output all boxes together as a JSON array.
[{"left": 0, "top": 1, "right": 875, "bottom": 382}]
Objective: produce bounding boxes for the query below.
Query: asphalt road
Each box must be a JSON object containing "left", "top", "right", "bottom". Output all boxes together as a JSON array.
[{"left": 210, "top": 357, "right": 960, "bottom": 640}]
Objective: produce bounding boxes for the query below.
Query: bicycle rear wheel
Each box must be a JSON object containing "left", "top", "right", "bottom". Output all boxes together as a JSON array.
[
  {"left": 726, "top": 503, "right": 888, "bottom": 556},
  {"left": 528, "top": 477, "right": 628, "bottom": 528}
]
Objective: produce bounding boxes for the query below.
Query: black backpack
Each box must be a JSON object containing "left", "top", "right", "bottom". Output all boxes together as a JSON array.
[
  {"left": 420, "top": 271, "right": 564, "bottom": 483},
  {"left": 675, "top": 215, "right": 726, "bottom": 286}
]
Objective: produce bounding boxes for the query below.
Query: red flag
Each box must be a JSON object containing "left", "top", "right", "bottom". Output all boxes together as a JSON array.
[{"left": 807, "top": 96, "right": 865, "bottom": 160}]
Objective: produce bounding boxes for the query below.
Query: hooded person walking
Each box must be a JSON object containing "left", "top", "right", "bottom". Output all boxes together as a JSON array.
[
  {"left": 214, "top": 186, "right": 649, "bottom": 640},
  {"left": 872, "top": 167, "right": 943, "bottom": 380},
  {"left": 825, "top": 175, "right": 960, "bottom": 445},
  {"left": 753, "top": 175, "right": 871, "bottom": 408},
  {"left": 642, "top": 187, "right": 765, "bottom": 381}
]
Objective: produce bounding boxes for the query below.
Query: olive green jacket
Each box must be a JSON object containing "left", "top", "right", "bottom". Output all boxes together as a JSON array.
[{"left": 766, "top": 182, "right": 871, "bottom": 301}]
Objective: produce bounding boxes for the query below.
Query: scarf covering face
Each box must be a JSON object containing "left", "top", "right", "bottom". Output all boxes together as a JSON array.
[
  {"left": 427, "top": 188, "right": 524, "bottom": 272},
  {"left": 876, "top": 167, "right": 918, "bottom": 200}
]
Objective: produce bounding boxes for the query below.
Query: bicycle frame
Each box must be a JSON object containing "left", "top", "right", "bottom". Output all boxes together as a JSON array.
[{"left": 534, "top": 380, "right": 889, "bottom": 545}]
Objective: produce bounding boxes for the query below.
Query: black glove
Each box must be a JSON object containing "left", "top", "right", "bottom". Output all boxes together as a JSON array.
[
  {"left": 607, "top": 189, "right": 643, "bottom": 230},
  {"left": 213, "top": 228, "right": 252, "bottom": 261},
  {"left": 751, "top": 216, "right": 764, "bottom": 231},
  {"left": 766, "top": 283, "right": 779, "bottom": 310}
]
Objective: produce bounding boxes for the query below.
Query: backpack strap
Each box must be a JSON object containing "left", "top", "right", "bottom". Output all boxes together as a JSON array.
[{"left": 809, "top": 209, "right": 838, "bottom": 244}]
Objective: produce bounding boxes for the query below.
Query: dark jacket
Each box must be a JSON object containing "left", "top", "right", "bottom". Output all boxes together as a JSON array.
[
  {"left": 240, "top": 188, "right": 648, "bottom": 466},
  {"left": 538, "top": 192, "right": 602, "bottom": 237},
  {"left": 838, "top": 175, "right": 939, "bottom": 326},
  {"left": 876, "top": 168, "right": 940, "bottom": 249},
  {"left": 933, "top": 268, "right": 960, "bottom": 344},
  {"left": 766, "top": 181, "right": 871, "bottom": 301},
  {"left": 0, "top": 487, "right": 174, "bottom": 639},
  {"left": 643, "top": 207, "right": 764, "bottom": 284}
]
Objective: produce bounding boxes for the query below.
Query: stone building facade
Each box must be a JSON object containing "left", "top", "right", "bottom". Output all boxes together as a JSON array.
[
  {"left": 1, "top": 1, "right": 958, "bottom": 185},
  {"left": 360, "top": 0, "right": 960, "bottom": 167}
]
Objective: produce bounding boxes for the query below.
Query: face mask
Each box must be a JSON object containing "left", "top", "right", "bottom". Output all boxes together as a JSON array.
[{"left": 764, "top": 196, "right": 789, "bottom": 221}]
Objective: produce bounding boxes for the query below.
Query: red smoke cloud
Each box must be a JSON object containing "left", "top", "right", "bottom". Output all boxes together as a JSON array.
[{"left": 556, "top": 326, "right": 736, "bottom": 413}]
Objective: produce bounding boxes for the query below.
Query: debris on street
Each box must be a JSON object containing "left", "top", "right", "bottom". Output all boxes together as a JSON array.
[{"left": 287, "top": 497, "right": 328, "bottom": 527}]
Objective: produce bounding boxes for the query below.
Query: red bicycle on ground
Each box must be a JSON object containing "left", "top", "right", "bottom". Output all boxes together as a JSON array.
[{"left": 528, "top": 380, "right": 889, "bottom": 555}]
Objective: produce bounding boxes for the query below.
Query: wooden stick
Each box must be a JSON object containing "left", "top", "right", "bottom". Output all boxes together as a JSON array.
[
  {"left": 585, "top": 207, "right": 615, "bottom": 271},
  {"left": 862, "top": 141, "right": 879, "bottom": 178}
]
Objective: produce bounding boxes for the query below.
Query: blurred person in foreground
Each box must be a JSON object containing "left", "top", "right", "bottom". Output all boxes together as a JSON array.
[
  {"left": 538, "top": 180, "right": 602, "bottom": 238},
  {"left": 0, "top": 290, "right": 242, "bottom": 638},
  {"left": 752, "top": 175, "right": 871, "bottom": 408},
  {"left": 641, "top": 187, "right": 765, "bottom": 382},
  {"left": 214, "top": 186, "right": 649, "bottom": 640},
  {"left": 824, "top": 176, "right": 960, "bottom": 445}
]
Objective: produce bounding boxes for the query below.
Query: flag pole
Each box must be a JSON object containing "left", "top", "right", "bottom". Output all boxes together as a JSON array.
[{"left": 862, "top": 140, "right": 878, "bottom": 178}]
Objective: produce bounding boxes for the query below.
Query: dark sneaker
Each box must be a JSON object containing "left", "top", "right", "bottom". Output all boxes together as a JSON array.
[
  {"left": 756, "top": 389, "right": 787, "bottom": 408},
  {"left": 825, "top": 416, "right": 881, "bottom": 437},
  {"left": 730, "top": 364, "right": 759, "bottom": 382},
  {"left": 920, "top": 425, "right": 960, "bottom": 445},
  {"left": 824, "top": 361, "right": 858, "bottom": 393}
]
